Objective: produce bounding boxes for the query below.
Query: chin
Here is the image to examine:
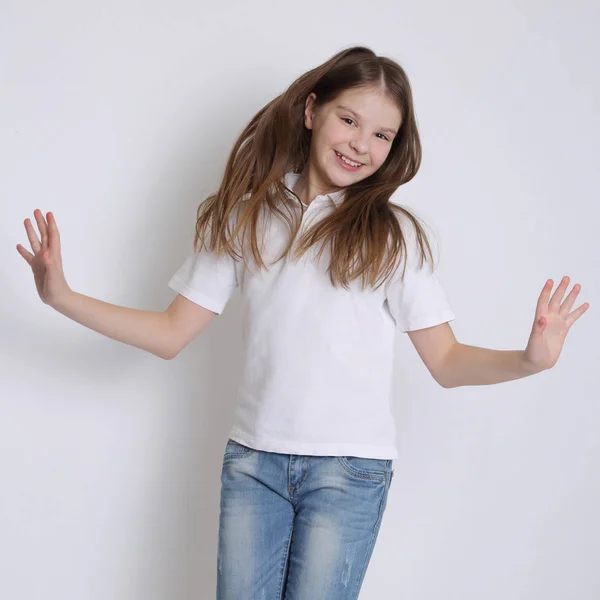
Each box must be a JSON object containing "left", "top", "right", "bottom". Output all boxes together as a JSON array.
[{"left": 333, "top": 166, "right": 368, "bottom": 180}]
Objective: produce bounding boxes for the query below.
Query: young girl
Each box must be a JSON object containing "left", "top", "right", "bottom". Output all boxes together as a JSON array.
[{"left": 18, "top": 46, "right": 588, "bottom": 599}]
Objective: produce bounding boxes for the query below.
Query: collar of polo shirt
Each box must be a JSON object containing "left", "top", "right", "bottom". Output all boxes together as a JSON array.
[{"left": 282, "top": 171, "right": 346, "bottom": 207}]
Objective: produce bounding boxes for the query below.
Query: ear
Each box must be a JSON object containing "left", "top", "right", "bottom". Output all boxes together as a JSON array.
[{"left": 304, "top": 93, "right": 317, "bottom": 130}]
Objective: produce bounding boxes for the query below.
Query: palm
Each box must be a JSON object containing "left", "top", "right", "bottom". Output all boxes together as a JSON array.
[
  {"left": 30, "top": 252, "right": 49, "bottom": 301},
  {"left": 16, "top": 209, "right": 70, "bottom": 306},
  {"left": 524, "top": 276, "right": 589, "bottom": 372}
]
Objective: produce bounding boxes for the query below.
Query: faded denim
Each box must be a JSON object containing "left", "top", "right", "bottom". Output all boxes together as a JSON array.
[{"left": 216, "top": 438, "right": 394, "bottom": 599}]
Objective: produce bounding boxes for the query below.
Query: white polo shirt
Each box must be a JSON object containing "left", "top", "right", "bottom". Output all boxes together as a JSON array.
[{"left": 168, "top": 171, "right": 456, "bottom": 459}]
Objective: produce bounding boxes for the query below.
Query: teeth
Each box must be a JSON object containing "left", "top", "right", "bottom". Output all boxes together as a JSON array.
[{"left": 336, "top": 151, "right": 361, "bottom": 167}]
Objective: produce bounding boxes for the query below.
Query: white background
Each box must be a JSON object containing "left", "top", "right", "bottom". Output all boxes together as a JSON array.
[{"left": 2, "top": 1, "right": 598, "bottom": 598}]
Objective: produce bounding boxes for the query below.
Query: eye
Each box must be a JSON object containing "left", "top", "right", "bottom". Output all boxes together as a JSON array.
[{"left": 341, "top": 117, "right": 390, "bottom": 141}]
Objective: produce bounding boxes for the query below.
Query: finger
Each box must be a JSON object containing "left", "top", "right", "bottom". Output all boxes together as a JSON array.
[
  {"left": 536, "top": 279, "right": 554, "bottom": 317},
  {"left": 16, "top": 243, "right": 34, "bottom": 265},
  {"left": 565, "top": 302, "right": 590, "bottom": 328},
  {"left": 549, "top": 275, "right": 570, "bottom": 312},
  {"left": 47, "top": 211, "right": 61, "bottom": 254},
  {"left": 560, "top": 283, "right": 581, "bottom": 317},
  {"left": 34, "top": 209, "right": 49, "bottom": 251},
  {"left": 24, "top": 217, "right": 41, "bottom": 253}
]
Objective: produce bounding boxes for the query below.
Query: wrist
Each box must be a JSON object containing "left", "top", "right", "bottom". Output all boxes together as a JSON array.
[
  {"left": 521, "top": 351, "right": 545, "bottom": 376},
  {"left": 48, "top": 288, "right": 75, "bottom": 312}
]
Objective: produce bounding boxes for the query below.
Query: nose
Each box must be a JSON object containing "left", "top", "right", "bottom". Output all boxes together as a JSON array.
[{"left": 349, "top": 135, "right": 369, "bottom": 158}]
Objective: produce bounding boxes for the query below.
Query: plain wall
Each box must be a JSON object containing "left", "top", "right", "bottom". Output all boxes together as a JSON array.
[{"left": 2, "top": 0, "right": 599, "bottom": 598}]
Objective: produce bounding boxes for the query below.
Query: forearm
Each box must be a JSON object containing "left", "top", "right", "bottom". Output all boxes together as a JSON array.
[
  {"left": 51, "top": 290, "right": 174, "bottom": 359},
  {"left": 439, "top": 342, "right": 542, "bottom": 389}
]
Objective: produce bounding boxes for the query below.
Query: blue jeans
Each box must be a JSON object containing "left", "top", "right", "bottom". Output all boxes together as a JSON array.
[{"left": 216, "top": 438, "right": 394, "bottom": 599}]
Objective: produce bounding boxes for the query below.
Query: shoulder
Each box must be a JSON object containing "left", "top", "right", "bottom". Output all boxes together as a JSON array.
[
  {"left": 385, "top": 199, "right": 441, "bottom": 284},
  {"left": 386, "top": 194, "right": 426, "bottom": 254}
]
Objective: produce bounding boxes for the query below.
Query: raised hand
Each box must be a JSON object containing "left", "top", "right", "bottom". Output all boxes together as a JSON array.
[
  {"left": 523, "top": 276, "right": 590, "bottom": 373},
  {"left": 16, "top": 210, "right": 72, "bottom": 306}
]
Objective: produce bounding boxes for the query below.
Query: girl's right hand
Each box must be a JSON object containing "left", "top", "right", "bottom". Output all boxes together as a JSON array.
[{"left": 17, "top": 210, "right": 72, "bottom": 307}]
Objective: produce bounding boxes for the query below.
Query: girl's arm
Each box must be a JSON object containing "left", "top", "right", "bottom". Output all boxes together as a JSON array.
[
  {"left": 52, "top": 291, "right": 210, "bottom": 360},
  {"left": 17, "top": 210, "right": 216, "bottom": 360},
  {"left": 434, "top": 342, "right": 536, "bottom": 389},
  {"left": 408, "top": 277, "right": 589, "bottom": 389},
  {"left": 52, "top": 291, "right": 173, "bottom": 359}
]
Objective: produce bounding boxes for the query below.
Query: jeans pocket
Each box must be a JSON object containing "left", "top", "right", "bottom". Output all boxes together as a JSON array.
[
  {"left": 336, "top": 456, "right": 392, "bottom": 483},
  {"left": 223, "top": 438, "right": 255, "bottom": 460}
]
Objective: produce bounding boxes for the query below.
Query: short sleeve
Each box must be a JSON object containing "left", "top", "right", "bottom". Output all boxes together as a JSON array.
[
  {"left": 384, "top": 225, "right": 456, "bottom": 333},
  {"left": 168, "top": 243, "right": 238, "bottom": 315}
]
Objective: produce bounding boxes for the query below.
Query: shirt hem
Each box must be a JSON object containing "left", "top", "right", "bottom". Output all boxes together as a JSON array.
[
  {"left": 400, "top": 310, "right": 456, "bottom": 333},
  {"left": 228, "top": 429, "right": 398, "bottom": 460},
  {"left": 168, "top": 277, "right": 225, "bottom": 314}
]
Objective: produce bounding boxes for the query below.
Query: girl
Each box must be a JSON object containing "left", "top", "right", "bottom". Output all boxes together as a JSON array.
[{"left": 18, "top": 46, "right": 589, "bottom": 599}]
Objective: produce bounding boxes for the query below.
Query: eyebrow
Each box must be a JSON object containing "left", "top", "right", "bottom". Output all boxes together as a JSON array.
[{"left": 336, "top": 104, "right": 399, "bottom": 135}]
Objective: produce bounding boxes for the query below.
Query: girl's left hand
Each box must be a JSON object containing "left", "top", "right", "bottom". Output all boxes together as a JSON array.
[{"left": 523, "top": 276, "right": 590, "bottom": 373}]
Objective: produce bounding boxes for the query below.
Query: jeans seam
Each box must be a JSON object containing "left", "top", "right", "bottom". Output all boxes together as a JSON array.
[
  {"left": 352, "top": 474, "right": 391, "bottom": 598},
  {"left": 337, "top": 456, "right": 387, "bottom": 483},
  {"left": 278, "top": 519, "right": 294, "bottom": 600}
]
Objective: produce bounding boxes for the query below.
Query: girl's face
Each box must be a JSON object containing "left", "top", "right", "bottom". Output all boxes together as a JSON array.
[{"left": 303, "top": 87, "right": 402, "bottom": 191}]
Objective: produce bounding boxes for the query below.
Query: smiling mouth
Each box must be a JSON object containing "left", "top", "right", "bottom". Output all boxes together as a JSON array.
[{"left": 335, "top": 150, "right": 364, "bottom": 166}]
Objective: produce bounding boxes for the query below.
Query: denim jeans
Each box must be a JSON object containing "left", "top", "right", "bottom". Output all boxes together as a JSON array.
[{"left": 216, "top": 438, "right": 394, "bottom": 599}]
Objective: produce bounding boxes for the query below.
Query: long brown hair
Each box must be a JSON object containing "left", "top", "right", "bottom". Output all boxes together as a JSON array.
[{"left": 193, "top": 45, "right": 437, "bottom": 290}]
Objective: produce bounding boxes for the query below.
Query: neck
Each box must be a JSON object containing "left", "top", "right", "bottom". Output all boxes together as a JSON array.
[{"left": 293, "top": 168, "right": 341, "bottom": 207}]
